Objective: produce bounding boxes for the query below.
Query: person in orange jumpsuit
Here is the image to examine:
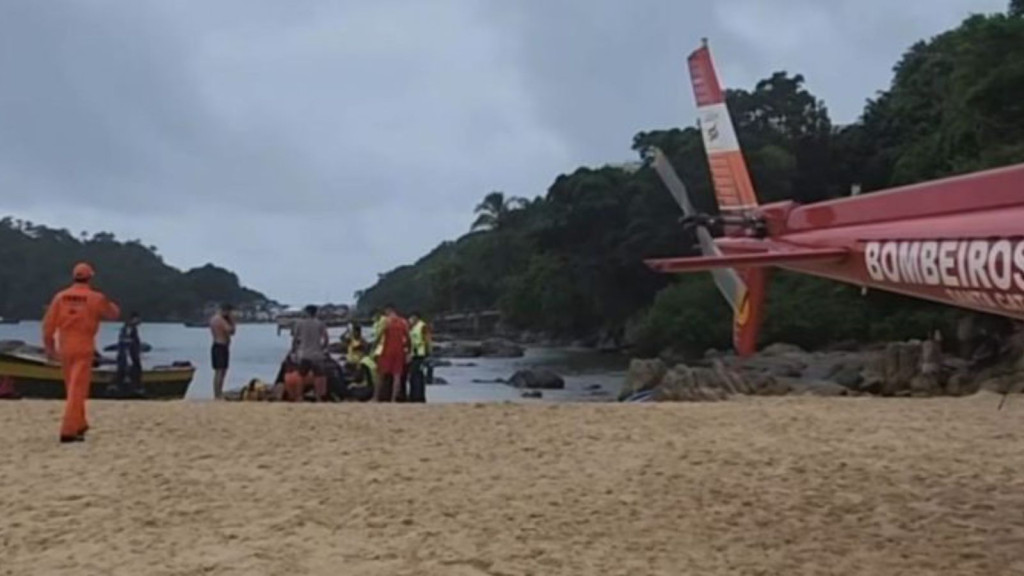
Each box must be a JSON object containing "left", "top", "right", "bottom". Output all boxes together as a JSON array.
[
  {"left": 375, "top": 304, "right": 409, "bottom": 402},
  {"left": 282, "top": 359, "right": 317, "bottom": 402},
  {"left": 42, "top": 263, "right": 121, "bottom": 443}
]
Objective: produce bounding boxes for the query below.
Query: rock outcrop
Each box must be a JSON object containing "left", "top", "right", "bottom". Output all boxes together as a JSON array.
[
  {"left": 653, "top": 361, "right": 755, "bottom": 401},
  {"left": 508, "top": 369, "right": 565, "bottom": 390},
  {"left": 623, "top": 332, "right": 1024, "bottom": 402},
  {"left": 618, "top": 359, "right": 668, "bottom": 400}
]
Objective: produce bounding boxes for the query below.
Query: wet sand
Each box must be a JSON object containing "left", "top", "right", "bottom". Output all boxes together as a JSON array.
[{"left": 2, "top": 394, "right": 1024, "bottom": 575}]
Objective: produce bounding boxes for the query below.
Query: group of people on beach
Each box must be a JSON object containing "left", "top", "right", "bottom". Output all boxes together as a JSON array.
[
  {"left": 41, "top": 262, "right": 433, "bottom": 443},
  {"left": 211, "top": 302, "right": 433, "bottom": 404}
]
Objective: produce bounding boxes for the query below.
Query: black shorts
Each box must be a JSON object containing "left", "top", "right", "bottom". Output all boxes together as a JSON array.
[{"left": 211, "top": 343, "right": 230, "bottom": 371}]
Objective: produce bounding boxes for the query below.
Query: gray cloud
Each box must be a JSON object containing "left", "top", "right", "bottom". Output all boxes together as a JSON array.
[
  {"left": 0, "top": 0, "right": 1008, "bottom": 304},
  {"left": 488, "top": 0, "right": 1007, "bottom": 162}
]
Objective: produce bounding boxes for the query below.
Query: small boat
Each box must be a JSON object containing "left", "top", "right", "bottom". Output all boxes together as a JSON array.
[
  {"left": 0, "top": 343, "right": 195, "bottom": 400},
  {"left": 0, "top": 316, "right": 18, "bottom": 325}
]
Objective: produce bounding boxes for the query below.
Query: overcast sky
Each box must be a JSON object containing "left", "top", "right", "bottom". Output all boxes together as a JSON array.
[{"left": 0, "top": 0, "right": 1007, "bottom": 306}]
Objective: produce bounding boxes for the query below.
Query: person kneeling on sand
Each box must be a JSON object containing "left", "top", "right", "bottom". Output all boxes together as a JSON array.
[
  {"left": 283, "top": 358, "right": 321, "bottom": 402},
  {"left": 343, "top": 355, "right": 376, "bottom": 402}
]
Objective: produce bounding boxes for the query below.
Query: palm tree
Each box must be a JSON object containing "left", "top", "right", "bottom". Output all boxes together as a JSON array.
[{"left": 470, "top": 191, "right": 526, "bottom": 231}]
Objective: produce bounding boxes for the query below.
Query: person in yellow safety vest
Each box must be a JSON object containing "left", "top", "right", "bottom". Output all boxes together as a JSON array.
[
  {"left": 361, "top": 311, "right": 387, "bottom": 400},
  {"left": 345, "top": 354, "right": 376, "bottom": 402},
  {"left": 406, "top": 312, "right": 430, "bottom": 403},
  {"left": 371, "top": 310, "right": 387, "bottom": 358},
  {"left": 344, "top": 323, "right": 367, "bottom": 365}
]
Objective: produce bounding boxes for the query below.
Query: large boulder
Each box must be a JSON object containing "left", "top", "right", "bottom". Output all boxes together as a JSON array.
[
  {"left": 832, "top": 364, "right": 865, "bottom": 389},
  {"left": 651, "top": 361, "right": 753, "bottom": 402},
  {"left": 737, "top": 356, "right": 806, "bottom": 378},
  {"left": 621, "top": 334, "right": 1024, "bottom": 402},
  {"left": 944, "top": 372, "right": 976, "bottom": 397},
  {"left": 710, "top": 359, "right": 755, "bottom": 395},
  {"left": 752, "top": 375, "right": 795, "bottom": 396},
  {"left": 654, "top": 366, "right": 729, "bottom": 402},
  {"left": 865, "top": 341, "right": 924, "bottom": 396},
  {"left": 910, "top": 373, "right": 943, "bottom": 396},
  {"left": 855, "top": 338, "right": 975, "bottom": 397},
  {"left": 620, "top": 358, "right": 668, "bottom": 399},
  {"left": 908, "top": 338, "right": 944, "bottom": 396},
  {"left": 651, "top": 364, "right": 757, "bottom": 401},
  {"left": 508, "top": 369, "right": 564, "bottom": 390}
]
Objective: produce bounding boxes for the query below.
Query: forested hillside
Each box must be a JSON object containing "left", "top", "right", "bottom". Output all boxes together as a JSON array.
[
  {"left": 0, "top": 218, "right": 272, "bottom": 321},
  {"left": 358, "top": 5, "right": 1024, "bottom": 356}
]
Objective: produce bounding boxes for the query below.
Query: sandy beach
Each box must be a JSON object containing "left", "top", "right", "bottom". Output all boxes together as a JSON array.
[{"left": 3, "top": 395, "right": 1024, "bottom": 575}]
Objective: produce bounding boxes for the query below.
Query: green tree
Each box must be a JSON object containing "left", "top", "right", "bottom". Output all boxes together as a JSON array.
[
  {"left": 357, "top": 9, "right": 1024, "bottom": 354},
  {"left": 470, "top": 191, "right": 527, "bottom": 231},
  {"left": 0, "top": 220, "right": 274, "bottom": 320},
  {"left": 846, "top": 11, "right": 1024, "bottom": 187}
]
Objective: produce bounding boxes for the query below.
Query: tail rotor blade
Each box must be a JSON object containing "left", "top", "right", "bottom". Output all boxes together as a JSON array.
[{"left": 647, "top": 146, "right": 744, "bottom": 309}]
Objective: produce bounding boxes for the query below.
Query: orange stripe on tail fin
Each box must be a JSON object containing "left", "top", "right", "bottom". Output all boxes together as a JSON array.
[
  {"left": 687, "top": 39, "right": 758, "bottom": 213},
  {"left": 642, "top": 38, "right": 781, "bottom": 356},
  {"left": 733, "top": 269, "right": 768, "bottom": 356}
]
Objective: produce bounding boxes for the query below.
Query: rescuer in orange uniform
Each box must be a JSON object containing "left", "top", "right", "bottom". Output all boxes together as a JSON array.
[{"left": 42, "top": 263, "right": 121, "bottom": 443}]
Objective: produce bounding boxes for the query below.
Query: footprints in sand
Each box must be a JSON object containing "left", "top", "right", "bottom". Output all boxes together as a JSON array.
[{"left": 2, "top": 398, "right": 1024, "bottom": 574}]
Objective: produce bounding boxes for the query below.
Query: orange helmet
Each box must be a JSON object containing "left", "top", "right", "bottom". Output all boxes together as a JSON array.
[{"left": 72, "top": 262, "right": 94, "bottom": 281}]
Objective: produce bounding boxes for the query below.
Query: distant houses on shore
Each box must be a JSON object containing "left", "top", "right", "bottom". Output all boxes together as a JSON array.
[
  {"left": 273, "top": 303, "right": 353, "bottom": 329},
  {"left": 185, "top": 301, "right": 355, "bottom": 328},
  {"left": 196, "top": 300, "right": 290, "bottom": 324}
]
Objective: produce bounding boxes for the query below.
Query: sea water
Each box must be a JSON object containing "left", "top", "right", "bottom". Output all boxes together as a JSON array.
[{"left": 0, "top": 322, "right": 626, "bottom": 402}]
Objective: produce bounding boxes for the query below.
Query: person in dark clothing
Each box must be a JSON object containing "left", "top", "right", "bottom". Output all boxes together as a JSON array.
[
  {"left": 114, "top": 312, "right": 143, "bottom": 396},
  {"left": 318, "top": 355, "right": 346, "bottom": 401},
  {"left": 406, "top": 312, "right": 430, "bottom": 403}
]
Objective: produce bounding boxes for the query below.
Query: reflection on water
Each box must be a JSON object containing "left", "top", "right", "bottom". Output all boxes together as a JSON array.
[{"left": 0, "top": 322, "right": 627, "bottom": 403}]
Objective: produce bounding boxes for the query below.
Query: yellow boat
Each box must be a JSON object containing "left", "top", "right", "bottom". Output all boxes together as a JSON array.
[{"left": 0, "top": 344, "right": 195, "bottom": 400}]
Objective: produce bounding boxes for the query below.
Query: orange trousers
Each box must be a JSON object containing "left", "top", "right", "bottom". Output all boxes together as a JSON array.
[
  {"left": 284, "top": 375, "right": 327, "bottom": 402},
  {"left": 60, "top": 353, "right": 93, "bottom": 438},
  {"left": 284, "top": 374, "right": 303, "bottom": 402}
]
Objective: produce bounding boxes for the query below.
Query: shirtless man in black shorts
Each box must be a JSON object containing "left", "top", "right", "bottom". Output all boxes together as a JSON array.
[{"left": 209, "top": 303, "right": 235, "bottom": 399}]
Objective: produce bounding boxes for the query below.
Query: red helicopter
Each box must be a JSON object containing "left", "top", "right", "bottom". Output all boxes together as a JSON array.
[{"left": 643, "top": 39, "right": 1024, "bottom": 357}]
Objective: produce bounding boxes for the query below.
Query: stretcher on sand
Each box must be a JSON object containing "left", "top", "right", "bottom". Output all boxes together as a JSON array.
[{"left": 0, "top": 341, "right": 194, "bottom": 400}]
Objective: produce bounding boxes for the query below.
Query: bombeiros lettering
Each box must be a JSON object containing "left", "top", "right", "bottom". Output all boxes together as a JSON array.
[{"left": 865, "top": 239, "right": 1024, "bottom": 292}]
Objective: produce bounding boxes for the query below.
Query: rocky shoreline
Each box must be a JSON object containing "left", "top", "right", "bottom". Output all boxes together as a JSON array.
[
  {"left": 620, "top": 335, "right": 1024, "bottom": 402},
  {"left": 335, "top": 328, "right": 1024, "bottom": 404}
]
